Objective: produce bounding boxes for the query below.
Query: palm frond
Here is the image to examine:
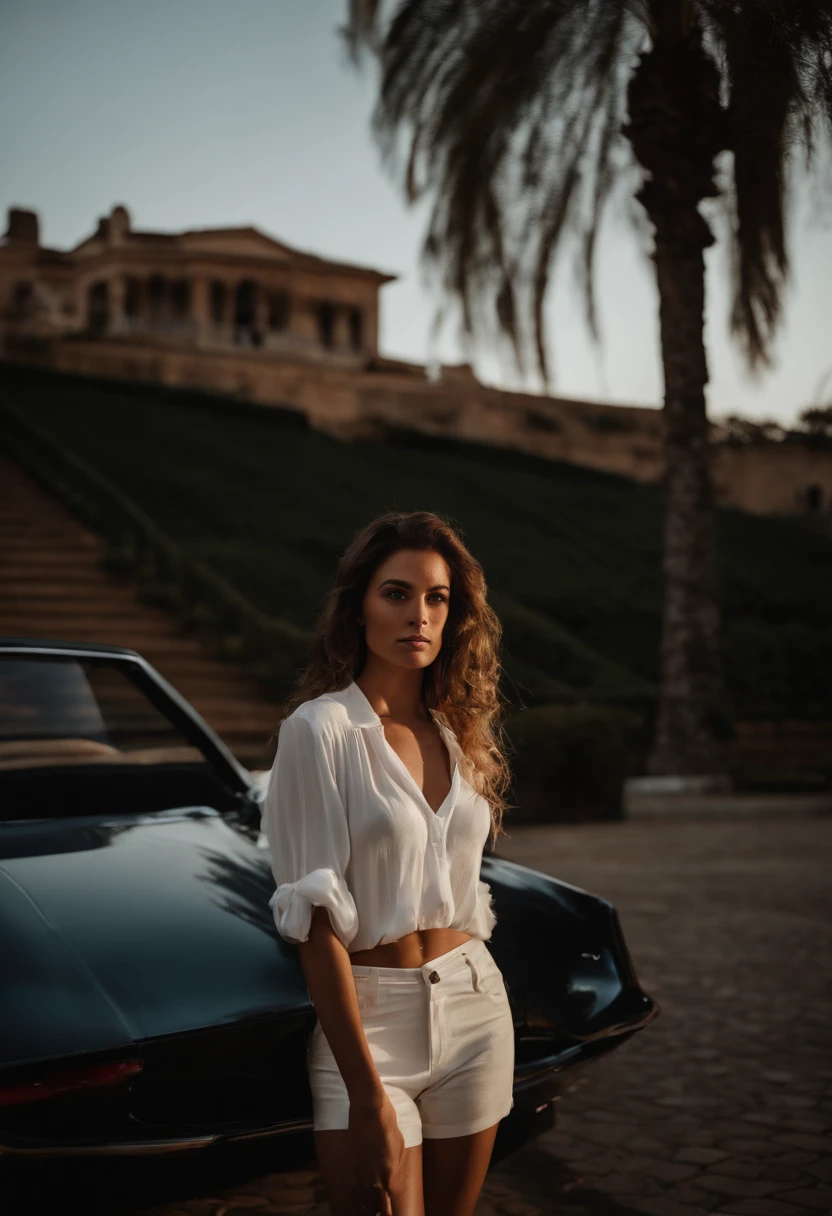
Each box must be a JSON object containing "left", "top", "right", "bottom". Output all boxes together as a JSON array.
[
  {"left": 346, "top": 0, "right": 832, "bottom": 382},
  {"left": 701, "top": 0, "right": 832, "bottom": 368}
]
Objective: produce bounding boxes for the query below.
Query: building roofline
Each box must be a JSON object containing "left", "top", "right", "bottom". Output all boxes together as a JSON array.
[{"left": 67, "top": 218, "right": 397, "bottom": 283}]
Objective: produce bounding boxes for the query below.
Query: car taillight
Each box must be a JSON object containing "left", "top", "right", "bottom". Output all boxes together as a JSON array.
[{"left": 0, "top": 1058, "right": 143, "bottom": 1107}]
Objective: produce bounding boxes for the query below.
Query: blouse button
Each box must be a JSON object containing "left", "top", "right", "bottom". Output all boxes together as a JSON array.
[{"left": 429, "top": 970, "right": 440, "bottom": 984}]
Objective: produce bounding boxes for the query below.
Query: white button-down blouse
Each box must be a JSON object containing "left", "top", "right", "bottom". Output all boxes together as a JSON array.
[{"left": 262, "top": 679, "right": 498, "bottom": 953}]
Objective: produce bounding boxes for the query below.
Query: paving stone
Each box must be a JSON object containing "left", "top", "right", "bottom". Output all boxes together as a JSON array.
[
  {"left": 779, "top": 1118, "right": 832, "bottom": 1135},
  {"left": 630, "top": 1199, "right": 712, "bottom": 1216},
  {"left": 697, "top": 1174, "right": 787, "bottom": 1199},
  {"left": 773, "top": 1153, "right": 821, "bottom": 1167},
  {"left": 556, "top": 1150, "right": 629, "bottom": 1176},
  {"left": 719, "top": 1140, "right": 780, "bottom": 1158},
  {"left": 577, "top": 1122, "right": 633, "bottom": 1146},
  {"left": 804, "top": 1160, "right": 832, "bottom": 1184},
  {"left": 774, "top": 1134, "right": 832, "bottom": 1155},
  {"left": 586, "top": 1173, "right": 648, "bottom": 1194},
  {"left": 546, "top": 1139, "right": 601, "bottom": 1162},
  {"left": 638, "top": 1159, "right": 700, "bottom": 1184},
  {"left": 673, "top": 1147, "right": 730, "bottom": 1165},
  {"left": 628, "top": 1135, "right": 670, "bottom": 1154},
  {"left": 711, "top": 1121, "right": 782, "bottom": 1138},
  {"left": 663, "top": 1184, "right": 724, "bottom": 1209},
  {"left": 708, "top": 1161, "right": 765, "bottom": 1180},
  {"left": 771, "top": 1190, "right": 832, "bottom": 1210},
  {"left": 719, "top": 1202, "right": 806, "bottom": 1216},
  {"left": 760, "top": 1166, "right": 815, "bottom": 1184}
]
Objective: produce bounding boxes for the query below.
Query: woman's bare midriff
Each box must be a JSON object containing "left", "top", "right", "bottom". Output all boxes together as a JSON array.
[{"left": 349, "top": 927, "right": 473, "bottom": 969}]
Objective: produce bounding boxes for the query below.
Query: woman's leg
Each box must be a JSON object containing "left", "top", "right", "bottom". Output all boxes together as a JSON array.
[
  {"left": 422, "top": 1123, "right": 501, "bottom": 1216},
  {"left": 315, "top": 1130, "right": 425, "bottom": 1215}
]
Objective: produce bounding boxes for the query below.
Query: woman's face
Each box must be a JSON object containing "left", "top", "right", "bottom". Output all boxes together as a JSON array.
[{"left": 359, "top": 548, "right": 452, "bottom": 671}]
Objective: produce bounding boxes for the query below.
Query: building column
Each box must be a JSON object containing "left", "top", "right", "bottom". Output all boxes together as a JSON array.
[
  {"left": 334, "top": 306, "right": 351, "bottom": 352},
  {"left": 293, "top": 297, "right": 319, "bottom": 346},
  {"left": 191, "top": 276, "right": 209, "bottom": 347},
  {"left": 365, "top": 302, "right": 379, "bottom": 358},
  {"left": 108, "top": 274, "right": 125, "bottom": 335},
  {"left": 254, "top": 285, "right": 268, "bottom": 346}
]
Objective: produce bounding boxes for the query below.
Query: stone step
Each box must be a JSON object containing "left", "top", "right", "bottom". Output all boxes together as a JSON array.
[
  {"left": 0, "top": 456, "right": 284, "bottom": 773},
  {"left": 2, "top": 584, "right": 132, "bottom": 601},
  {"left": 180, "top": 705, "right": 278, "bottom": 731},
  {"left": 1, "top": 605, "right": 196, "bottom": 625},
  {"left": 0, "top": 625, "right": 219, "bottom": 658},
  {"left": 2, "top": 583, "right": 173, "bottom": 602},
  {"left": 136, "top": 655, "right": 264, "bottom": 682},
  {"left": 0, "top": 531, "right": 100, "bottom": 545},
  {"left": 0, "top": 620, "right": 210, "bottom": 646},
  {"left": 1, "top": 561, "right": 115, "bottom": 578}
]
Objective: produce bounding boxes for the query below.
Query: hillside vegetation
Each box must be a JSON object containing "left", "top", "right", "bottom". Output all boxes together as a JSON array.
[{"left": 3, "top": 362, "right": 831, "bottom": 723}]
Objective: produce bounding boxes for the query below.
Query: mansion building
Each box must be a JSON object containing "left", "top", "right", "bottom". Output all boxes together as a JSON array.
[
  {"left": 1, "top": 203, "right": 830, "bottom": 520},
  {"left": 0, "top": 204, "right": 389, "bottom": 367}
]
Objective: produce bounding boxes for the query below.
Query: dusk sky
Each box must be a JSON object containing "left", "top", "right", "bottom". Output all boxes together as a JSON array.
[{"left": 3, "top": 0, "right": 831, "bottom": 423}]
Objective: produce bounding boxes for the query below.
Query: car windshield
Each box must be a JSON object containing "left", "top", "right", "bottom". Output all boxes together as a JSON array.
[
  {"left": 0, "top": 653, "right": 246, "bottom": 821},
  {"left": 0, "top": 654, "right": 205, "bottom": 770}
]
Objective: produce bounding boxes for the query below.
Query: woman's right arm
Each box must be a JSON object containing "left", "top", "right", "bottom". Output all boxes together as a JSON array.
[
  {"left": 299, "top": 905, "right": 386, "bottom": 1106},
  {"left": 300, "top": 906, "right": 405, "bottom": 1211},
  {"left": 261, "top": 714, "right": 405, "bottom": 1210}
]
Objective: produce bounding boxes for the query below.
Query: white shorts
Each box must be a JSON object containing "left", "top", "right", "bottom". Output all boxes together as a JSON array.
[{"left": 306, "top": 936, "right": 515, "bottom": 1148}]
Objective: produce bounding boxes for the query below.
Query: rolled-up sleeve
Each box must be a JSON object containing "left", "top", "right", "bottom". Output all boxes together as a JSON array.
[
  {"left": 262, "top": 714, "right": 359, "bottom": 950},
  {"left": 475, "top": 879, "right": 498, "bottom": 938}
]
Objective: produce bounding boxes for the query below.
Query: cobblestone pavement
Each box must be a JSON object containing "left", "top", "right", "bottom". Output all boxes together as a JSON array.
[{"left": 3, "top": 814, "right": 830, "bottom": 1216}]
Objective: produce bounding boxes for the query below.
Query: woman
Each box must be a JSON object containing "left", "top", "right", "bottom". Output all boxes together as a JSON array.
[{"left": 262, "top": 510, "right": 515, "bottom": 1216}]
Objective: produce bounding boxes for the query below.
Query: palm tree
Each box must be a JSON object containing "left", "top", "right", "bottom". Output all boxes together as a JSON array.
[{"left": 344, "top": 0, "right": 832, "bottom": 780}]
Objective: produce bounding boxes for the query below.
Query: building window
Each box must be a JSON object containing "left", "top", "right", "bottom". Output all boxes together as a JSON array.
[
  {"left": 210, "top": 280, "right": 227, "bottom": 325},
  {"left": 349, "top": 306, "right": 363, "bottom": 352},
  {"left": 171, "top": 278, "right": 191, "bottom": 320},
  {"left": 124, "top": 277, "right": 141, "bottom": 319},
  {"left": 806, "top": 484, "right": 823, "bottom": 513},
  {"left": 317, "top": 301, "right": 336, "bottom": 349},
  {"left": 148, "top": 274, "right": 167, "bottom": 319},
  {"left": 268, "top": 290, "right": 290, "bottom": 332},
  {"left": 87, "top": 280, "right": 109, "bottom": 334},
  {"left": 11, "top": 280, "right": 34, "bottom": 316},
  {"left": 234, "top": 279, "right": 262, "bottom": 345}
]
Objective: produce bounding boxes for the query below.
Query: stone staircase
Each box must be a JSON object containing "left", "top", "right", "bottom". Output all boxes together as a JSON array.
[{"left": 0, "top": 456, "right": 280, "bottom": 771}]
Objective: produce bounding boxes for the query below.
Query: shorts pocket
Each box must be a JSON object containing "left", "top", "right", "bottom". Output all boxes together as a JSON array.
[
  {"left": 469, "top": 950, "right": 507, "bottom": 998},
  {"left": 353, "top": 974, "right": 375, "bottom": 1012}
]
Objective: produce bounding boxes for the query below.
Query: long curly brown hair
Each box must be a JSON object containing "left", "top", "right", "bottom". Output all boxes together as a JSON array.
[{"left": 276, "top": 509, "right": 514, "bottom": 850}]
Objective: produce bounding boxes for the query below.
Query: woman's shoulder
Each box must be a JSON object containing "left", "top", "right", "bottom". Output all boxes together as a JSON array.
[{"left": 281, "top": 688, "right": 355, "bottom": 739}]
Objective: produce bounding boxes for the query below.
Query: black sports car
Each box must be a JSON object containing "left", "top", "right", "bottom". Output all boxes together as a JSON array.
[{"left": 0, "top": 637, "right": 659, "bottom": 1162}]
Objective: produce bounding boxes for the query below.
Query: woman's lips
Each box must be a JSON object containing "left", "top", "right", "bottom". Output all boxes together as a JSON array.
[{"left": 399, "top": 639, "right": 429, "bottom": 649}]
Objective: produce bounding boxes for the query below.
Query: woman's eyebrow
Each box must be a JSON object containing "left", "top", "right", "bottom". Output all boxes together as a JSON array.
[{"left": 378, "top": 578, "right": 450, "bottom": 591}]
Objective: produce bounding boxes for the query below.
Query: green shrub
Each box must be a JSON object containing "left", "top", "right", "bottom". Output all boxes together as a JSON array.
[{"left": 505, "top": 702, "right": 649, "bottom": 824}]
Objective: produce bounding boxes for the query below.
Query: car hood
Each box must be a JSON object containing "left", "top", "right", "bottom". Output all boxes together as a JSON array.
[{"left": 0, "top": 808, "right": 308, "bottom": 1068}]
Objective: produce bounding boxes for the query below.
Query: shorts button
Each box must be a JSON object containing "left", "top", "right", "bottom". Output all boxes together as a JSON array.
[{"left": 429, "top": 970, "right": 440, "bottom": 983}]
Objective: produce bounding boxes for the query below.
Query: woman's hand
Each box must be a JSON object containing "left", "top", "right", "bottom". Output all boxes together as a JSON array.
[{"left": 348, "top": 1091, "right": 406, "bottom": 1215}]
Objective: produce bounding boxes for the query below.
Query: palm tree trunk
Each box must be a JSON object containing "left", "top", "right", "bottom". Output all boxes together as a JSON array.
[
  {"left": 625, "top": 25, "right": 731, "bottom": 777},
  {"left": 649, "top": 224, "right": 727, "bottom": 774}
]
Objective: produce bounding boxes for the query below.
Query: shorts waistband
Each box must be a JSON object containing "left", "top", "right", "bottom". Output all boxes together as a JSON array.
[{"left": 350, "top": 936, "right": 488, "bottom": 985}]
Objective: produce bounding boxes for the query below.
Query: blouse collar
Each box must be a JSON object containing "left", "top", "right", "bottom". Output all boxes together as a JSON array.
[{"left": 329, "top": 680, "right": 460, "bottom": 757}]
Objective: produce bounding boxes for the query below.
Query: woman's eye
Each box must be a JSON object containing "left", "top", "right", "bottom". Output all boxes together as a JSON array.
[{"left": 385, "top": 591, "right": 447, "bottom": 603}]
